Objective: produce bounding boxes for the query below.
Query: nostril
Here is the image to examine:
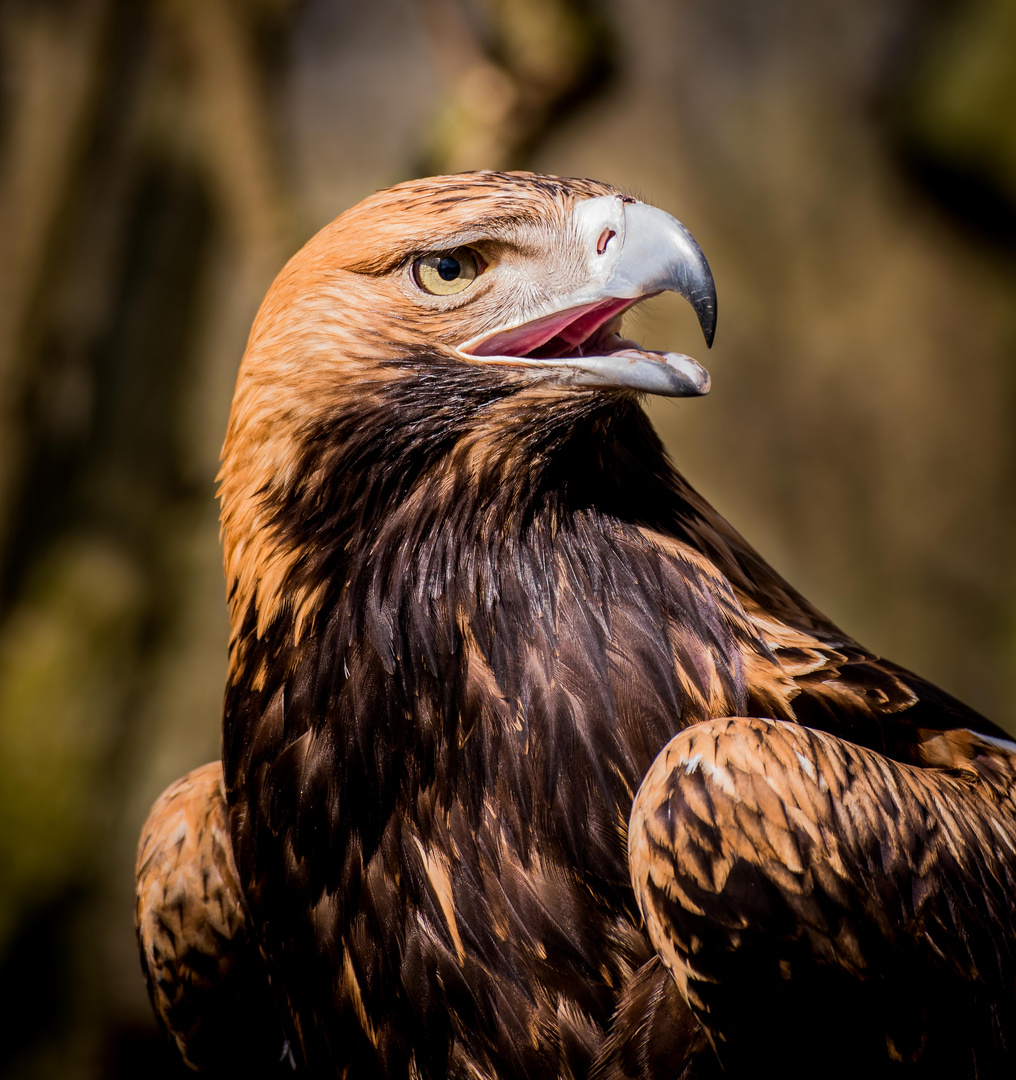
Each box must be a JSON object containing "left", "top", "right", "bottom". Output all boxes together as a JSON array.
[{"left": 596, "top": 229, "right": 615, "bottom": 256}]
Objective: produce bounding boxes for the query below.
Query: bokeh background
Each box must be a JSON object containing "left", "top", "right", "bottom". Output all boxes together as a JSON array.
[{"left": 0, "top": 0, "right": 1014, "bottom": 1075}]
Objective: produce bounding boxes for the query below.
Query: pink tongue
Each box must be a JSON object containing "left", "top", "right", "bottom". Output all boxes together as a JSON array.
[
  {"left": 554, "top": 298, "right": 631, "bottom": 348},
  {"left": 468, "top": 298, "right": 634, "bottom": 357}
]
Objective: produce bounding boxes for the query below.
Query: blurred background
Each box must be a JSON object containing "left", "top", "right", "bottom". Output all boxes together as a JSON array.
[{"left": 0, "top": 0, "right": 1014, "bottom": 1075}]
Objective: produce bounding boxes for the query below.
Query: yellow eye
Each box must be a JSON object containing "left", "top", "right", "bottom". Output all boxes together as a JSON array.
[{"left": 413, "top": 247, "right": 481, "bottom": 295}]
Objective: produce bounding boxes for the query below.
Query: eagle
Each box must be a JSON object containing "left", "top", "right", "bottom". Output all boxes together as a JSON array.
[{"left": 136, "top": 171, "right": 1016, "bottom": 1079}]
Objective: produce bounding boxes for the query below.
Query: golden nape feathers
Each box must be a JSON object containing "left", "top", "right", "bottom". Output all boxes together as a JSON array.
[{"left": 137, "top": 171, "right": 1016, "bottom": 1079}]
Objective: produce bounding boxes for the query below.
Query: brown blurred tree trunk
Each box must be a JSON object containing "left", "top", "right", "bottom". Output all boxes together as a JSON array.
[{"left": 0, "top": 0, "right": 295, "bottom": 1075}]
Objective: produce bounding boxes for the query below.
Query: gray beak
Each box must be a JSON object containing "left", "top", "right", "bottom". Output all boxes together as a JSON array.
[
  {"left": 605, "top": 201, "right": 717, "bottom": 348},
  {"left": 459, "top": 195, "right": 718, "bottom": 398}
]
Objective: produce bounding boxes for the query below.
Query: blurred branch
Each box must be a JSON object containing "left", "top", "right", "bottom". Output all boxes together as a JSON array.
[
  {"left": 419, "top": 0, "right": 612, "bottom": 172},
  {"left": 0, "top": 0, "right": 108, "bottom": 565},
  {"left": 162, "top": 0, "right": 295, "bottom": 274}
]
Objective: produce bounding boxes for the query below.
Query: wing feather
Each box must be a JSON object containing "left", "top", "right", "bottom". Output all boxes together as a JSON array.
[
  {"left": 629, "top": 717, "right": 1016, "bottom": 1075},
  {"left": 135, "top": 762, "right": 288, "bottom": 1072}
]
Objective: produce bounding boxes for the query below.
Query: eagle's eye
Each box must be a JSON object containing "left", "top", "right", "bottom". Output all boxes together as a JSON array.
[{"left": 413, "top": 247, "right": 481, "bottom": 295}]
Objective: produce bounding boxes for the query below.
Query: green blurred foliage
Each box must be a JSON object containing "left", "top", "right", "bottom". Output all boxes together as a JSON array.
[
  {"left": 909, "top": 0, "right": 1016, "bottom": 199},
  {"left": 0, "top": 540, "right": 144, "bottom": 950}
]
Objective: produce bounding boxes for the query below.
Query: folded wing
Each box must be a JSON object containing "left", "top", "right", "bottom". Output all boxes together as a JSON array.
[
  {"left": 628, "top": 717, "right": 1016, "bottom": 1077},
  {"left": 135, "top": 762, "right": 289, "bottom": 1073}
]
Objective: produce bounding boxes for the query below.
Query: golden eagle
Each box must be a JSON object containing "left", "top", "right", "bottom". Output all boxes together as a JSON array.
[{"left": 136, "top": 172, "right": 1016, "bottom": 1079}]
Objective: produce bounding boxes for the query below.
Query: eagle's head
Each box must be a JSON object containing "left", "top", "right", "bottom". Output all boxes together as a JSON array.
[{"left": 220, "top": 171, "right": 716, "bottom": 653}]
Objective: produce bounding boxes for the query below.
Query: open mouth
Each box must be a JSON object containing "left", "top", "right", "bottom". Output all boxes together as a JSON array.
[
  {"left": 456, "top": 296, "right": 711, "bottom": 398},
  {"left": 465, "top": 297, "right": 635, "bottom": 359}
]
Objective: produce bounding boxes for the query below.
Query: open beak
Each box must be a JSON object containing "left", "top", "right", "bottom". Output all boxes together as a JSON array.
[{"left": 457, "top": 196, "right": 717, "bottom": 398}]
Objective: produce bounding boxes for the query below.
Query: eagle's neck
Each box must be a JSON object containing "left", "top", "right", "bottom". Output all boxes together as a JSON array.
[
  {"left": 223, "top": 361, "right": 688, "bottom": 672},
  {"left": 221, "top": 363, "right": 715, "bottom": 869}
]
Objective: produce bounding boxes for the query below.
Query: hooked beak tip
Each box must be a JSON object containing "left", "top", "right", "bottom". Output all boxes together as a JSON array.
[
  {"left": 696, "top": 292, "right": 717, "bottom": 349},
  {"left": 606, "top": 199, "right": 718, "bottom": 350}
]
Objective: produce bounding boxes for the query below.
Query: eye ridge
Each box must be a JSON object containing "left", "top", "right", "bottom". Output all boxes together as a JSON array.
[{"left": 413, "top": 247, "right": 481, "bottom": 296}]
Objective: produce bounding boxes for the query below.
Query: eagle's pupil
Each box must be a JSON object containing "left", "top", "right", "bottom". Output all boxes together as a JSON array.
[{"left": 437, "top": 257, "right": 460, "bottom": 281}]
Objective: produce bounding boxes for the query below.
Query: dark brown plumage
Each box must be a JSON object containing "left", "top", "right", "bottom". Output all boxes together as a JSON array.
[{"left": 136, "top": 171, "right": 1016, "bottom": 1079}]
